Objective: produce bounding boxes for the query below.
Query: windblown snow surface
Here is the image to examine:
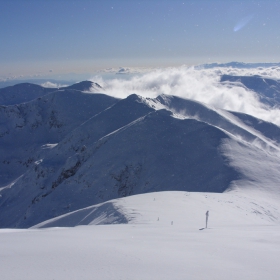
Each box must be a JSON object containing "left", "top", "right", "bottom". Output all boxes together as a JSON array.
[{"left": 1, "top": 189, "right": 280, "bottom": 280}]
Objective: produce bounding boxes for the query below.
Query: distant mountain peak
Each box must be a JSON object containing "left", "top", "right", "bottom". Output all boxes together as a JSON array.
[
  {"left": 0, "top": 83, "right": 56, "bottom": 106},
  {"left": 64, "top": 81, "right": 102, "bottom": 92},
  {"left": 199, "top": 61, "right": 280, "bottom": 69}
]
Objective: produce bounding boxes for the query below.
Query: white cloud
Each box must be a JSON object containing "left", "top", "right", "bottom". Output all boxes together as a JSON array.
[
  {"left": 41, "top": 81, "right": 68, "bottom": 88},
  {"left": 97, "top": 66, "right": 156, "bottom": 75},
  {"left": 90, "top": 66, "right": 280, "bottom": 126}
]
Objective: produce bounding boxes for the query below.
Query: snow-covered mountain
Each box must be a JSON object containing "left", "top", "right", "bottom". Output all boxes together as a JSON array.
[
  {"left": 0, "top": 83, "right": 55, "bottom": 106},
  {"left": 1, "top": 79, "right": 280, "bottom": 228},
  {"left": 201, "top": 61, "right": 280, "bottom": 69},
  {"left": 0, "top": 82, "right": 117, "bottom": 190},
  {"left": 0, "top": 81, "right": 102, "bottom": 105}
]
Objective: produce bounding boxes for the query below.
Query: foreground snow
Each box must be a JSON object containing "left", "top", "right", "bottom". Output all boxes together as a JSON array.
[{"left": 1, "top": 190, "right": 280, "bottom": 280}]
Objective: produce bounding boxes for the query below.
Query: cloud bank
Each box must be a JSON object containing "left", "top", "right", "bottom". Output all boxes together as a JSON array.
[
  {"left": 41, "top": 81, "right": 68, "bottom": 88},
  {"left": 91, "top": 66, "right": 280, "bottom": 126}
]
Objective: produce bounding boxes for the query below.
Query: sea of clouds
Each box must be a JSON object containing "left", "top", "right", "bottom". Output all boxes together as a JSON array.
[{"left": 91, "top": 66, "right": 280, "bottom": 126}]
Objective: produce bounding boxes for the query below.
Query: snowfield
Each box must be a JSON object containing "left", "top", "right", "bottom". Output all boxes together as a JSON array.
[{"left": 1, "top": 190, "right": 280, "bottom": 280}]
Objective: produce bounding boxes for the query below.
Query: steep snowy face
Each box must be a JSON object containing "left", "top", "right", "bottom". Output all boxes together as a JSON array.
[
  {"left": 155, "top": 94, "right": 280, "bottom": 195},
  {"left": 0, "top": 94, "right": 157, "bottom": 227},
  {"left": 154, "top": 94, "right": 280, "bottom": 148},
  {"left": 0, "top": 88, "right": 118, "bottom": 187}
]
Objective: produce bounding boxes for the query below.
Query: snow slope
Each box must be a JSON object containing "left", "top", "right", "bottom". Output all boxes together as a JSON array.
[
  {"left": 32, "top": 190, "right": 280, "bottom": 228},
  {"left": 1, "top": 190, "right": 280, "bottom": 280},
  {"left": 0, "top": 89, "right": 117, "bottom": 187}
]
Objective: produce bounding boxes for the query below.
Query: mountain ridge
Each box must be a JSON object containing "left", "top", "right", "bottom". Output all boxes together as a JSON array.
[{"left": 1, "top": 80, "right": 280, "bottom": 228}]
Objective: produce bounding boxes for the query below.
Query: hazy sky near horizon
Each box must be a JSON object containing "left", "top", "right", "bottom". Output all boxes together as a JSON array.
[{"left": 1, "top": 0, "right": 280, "bottom": 79}]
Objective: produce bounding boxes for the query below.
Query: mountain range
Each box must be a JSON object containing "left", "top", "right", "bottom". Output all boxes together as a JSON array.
[
  {"left": 1, "top": 77, "right": 280, "bottom": 228},
  {"left": 200, "top": 61, "right": 280, "bottom": 69}
]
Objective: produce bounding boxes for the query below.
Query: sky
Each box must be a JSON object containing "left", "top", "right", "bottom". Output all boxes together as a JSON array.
[{"left": 1, "top": 0, "right": 280, "bottom": 81}]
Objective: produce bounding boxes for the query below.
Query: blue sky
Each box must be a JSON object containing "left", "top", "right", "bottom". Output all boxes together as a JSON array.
[{"left": 1, "top": 0, "right": 280, "bottom": 80}]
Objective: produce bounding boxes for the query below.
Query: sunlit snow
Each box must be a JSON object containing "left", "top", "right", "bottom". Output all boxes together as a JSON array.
[{"left": 1, "top": 190, "right": 280, "bottom": 280}]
